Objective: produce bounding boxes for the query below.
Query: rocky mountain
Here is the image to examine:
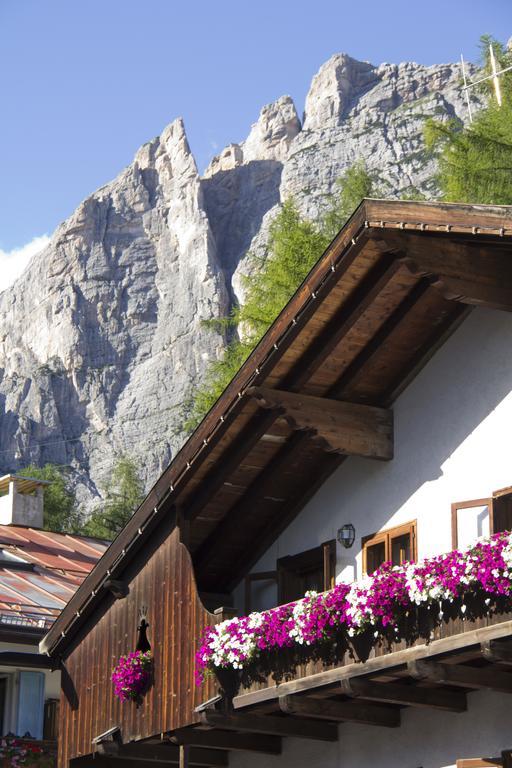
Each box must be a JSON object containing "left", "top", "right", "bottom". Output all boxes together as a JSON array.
[{"left": 0, "top": 53, "right": 482, "bottom": 511}]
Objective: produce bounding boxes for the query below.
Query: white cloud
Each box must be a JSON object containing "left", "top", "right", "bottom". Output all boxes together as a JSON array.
[{"left": 0, "top": 235, "right": 51, "bottom": 292}]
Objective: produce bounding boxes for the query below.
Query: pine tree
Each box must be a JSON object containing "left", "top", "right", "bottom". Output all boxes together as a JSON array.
[
  {"left": 425, "top": 37, "right": 512, "bottom": 204},
  {"left": 184, "top": 163, "right": 377, "bottom": 430},
  {"left": 84, "top": 456, "right": 145, "bottom": 540},
  {"left": 19, "top": 463, "right": 80, "bottom": 533}
]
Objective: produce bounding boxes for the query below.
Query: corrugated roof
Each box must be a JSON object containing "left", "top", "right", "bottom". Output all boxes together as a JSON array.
[{"left": 0, "top": 525, "right": 107, "bottom": 632}]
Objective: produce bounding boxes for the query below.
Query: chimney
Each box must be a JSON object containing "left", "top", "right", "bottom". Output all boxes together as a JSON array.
[{"left": 0, "top": 475, "right": 48, "bottom": 528}]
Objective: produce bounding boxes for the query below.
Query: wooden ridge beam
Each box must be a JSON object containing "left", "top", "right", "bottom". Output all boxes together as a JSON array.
[
  {"left": 279, "top": 694, "right": 400, "bottom": 727},
  {"left": 340, "top": 677, "right": 467, "bottom": 712},
  {"left": 247, "top": 386, "right": 393, "bottom": 460},
  {"left": 200, "top": 710, "right": 338, "bottom": 741},
  {"left": 170, "top": 727, "right": 282, "bottom": 754},
  {"left": 408, "top": 660, "right": 512, "bottom": 693},
  {"left": 481, "top": 640, "right": 512, "bottom": 666}
]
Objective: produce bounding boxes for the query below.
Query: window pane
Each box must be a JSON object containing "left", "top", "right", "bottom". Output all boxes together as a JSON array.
[
  {"left": 391, "top": 533, "right": 411, "bottom": 566},
  {"left": 366, "top": 541, "right": 386, "bottom": 574},
  {"left": 457, "top": 505, "right": 490, "bottom": 550}
]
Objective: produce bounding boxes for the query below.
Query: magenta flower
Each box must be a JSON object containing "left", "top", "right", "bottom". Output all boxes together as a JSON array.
[
  {"left": 112, "top": 650, "right": 153, "bottom": 702},
  {"left": 195, "top": 532, "right": 512, "bottom": 684}
]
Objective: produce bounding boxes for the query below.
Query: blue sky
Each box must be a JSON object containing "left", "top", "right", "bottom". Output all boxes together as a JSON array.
[{"left": 0, "top": 0, "right": 510, "bottom": 265}]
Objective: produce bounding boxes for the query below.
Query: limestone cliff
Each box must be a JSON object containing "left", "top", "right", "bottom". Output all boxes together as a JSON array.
[{"left": 0, "top": 53, "right": 482, "bottom": 510}]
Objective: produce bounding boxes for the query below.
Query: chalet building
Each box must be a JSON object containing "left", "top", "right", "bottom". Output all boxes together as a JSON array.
[
  {"left": 0, "top": 475, "right": 106, "bottom": 757},
  {"left": 41, "top": 200, "right": 512, "bottom": 768}
]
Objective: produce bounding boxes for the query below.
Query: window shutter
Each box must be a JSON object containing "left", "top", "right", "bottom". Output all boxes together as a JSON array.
[{"left": 17, "top": 671, "right": 44, "bottom": 739}]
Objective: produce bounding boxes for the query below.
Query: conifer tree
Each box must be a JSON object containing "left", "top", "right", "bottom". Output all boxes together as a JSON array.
[{"left": 425, "top": 37, "right": 512, "bottom": 204}]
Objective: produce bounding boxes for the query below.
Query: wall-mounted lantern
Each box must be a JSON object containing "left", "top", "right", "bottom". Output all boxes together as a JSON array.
[{"left": 337, "top": 523, "right": 356, "bottom": 549}]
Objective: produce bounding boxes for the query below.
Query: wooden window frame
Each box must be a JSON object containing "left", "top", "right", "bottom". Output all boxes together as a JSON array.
[
  {"left": 362, "top": 520, "right": 417, "bottom": 575},
  {"left": 277, "top": 540, "right": 336, "bottom": 605},
  {"left": 451, "top": 498, "right": 493, "bottom": 550}
]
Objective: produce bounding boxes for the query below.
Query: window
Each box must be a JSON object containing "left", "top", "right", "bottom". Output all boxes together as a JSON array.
[
  {"left": 277, "top": 541, "right": 336, "bottom": 604},
  {"left": 17, "top": 671, "right": 45, "bottom": 739},
  {"left": 452, "top": 486, "right": 512, "bottom": 549},
  {"left": 362, "top": 521, "right": 417, "bottom": 575},
  {"left": 245, "top": 541, "right": 336, "bottom": 611}
]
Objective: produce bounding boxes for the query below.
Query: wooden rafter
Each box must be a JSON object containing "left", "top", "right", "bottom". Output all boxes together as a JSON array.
[
  {"left": 248, "top": 386, "right": 393, "bottom": 460},
  {"left": 408, "top": 660, "right": 512, "bottom": 692},
  {"left": 170, "top": 727, "right": 282, "bottom": 754},
  {"left": 279, "top": 694, "right": 400, "bottom": 727},
  {"left": 381, "top": 232, "right": 512, "bottom": 312},
  {"left": 340, "top": 677, "right": 467, "bottom": 711},
  {"left": 199, "top": 710, "right": 338, "bottom": 741},
  {"left": 481, "top": 639, "right": 512, "bottom": 665}
]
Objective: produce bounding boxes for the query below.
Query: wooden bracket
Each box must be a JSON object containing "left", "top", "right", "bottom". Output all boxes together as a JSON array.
[
  {"left": 279, "top": 693, "right": 400, "bottom": 727},
  {"left": 340, "top": 677, "right": 467, "bottom": 712},
  {"left": 247, "top": 386, "right": 393, "bottom": 460},
  {"left": 408, "top": 659, "right": 512, "bottom": 692}
]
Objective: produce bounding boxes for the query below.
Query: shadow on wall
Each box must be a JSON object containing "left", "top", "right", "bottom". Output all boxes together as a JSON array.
[
  {"left": 201, "top": 160, "right": 283, "bottom": 293},
  {"left": 266, "top": 307, "right": 512, "bottom": 567}
]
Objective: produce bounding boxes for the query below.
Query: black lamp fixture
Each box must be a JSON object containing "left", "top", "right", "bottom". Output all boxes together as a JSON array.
[{"left": 337, "top": 523, "right": 356, "bottom": 549}]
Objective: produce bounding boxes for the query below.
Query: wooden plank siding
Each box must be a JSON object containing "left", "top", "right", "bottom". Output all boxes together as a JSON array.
[{"left": 58, "top": 526, "right": 221, "bottom": 767}]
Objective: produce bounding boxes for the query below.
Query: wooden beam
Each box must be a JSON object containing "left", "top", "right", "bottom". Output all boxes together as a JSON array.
[
  {"left": 381, "top": 232, "right": 512, "bottom": 312},
  {"left": 195, "top": 432, "right": 308, "bottom": 582},
  {"left": 279, "top": 694, "right": 400, "bottom": 727},
  {"left": 481, "top": 640, "right": 512, "bottom": 665},
  {"left": 119, "top": 743, "right": 228, "bottom": 767},
  {"left": 71, "top": 746, "right": 228, "bottom": 768},
  {"left": 340, "top": 677, "right": 467, "bottom": 712},
  {"left": 328, "top": 278, "right": 432, "bottom": 399},
  {"left": 279, "top": 253, "right": 402, "bottom": 390},
  {"left": 171, "top": 727, "right": 282, "bottom": 754},
  {"left": 247, "top": 387, "right": 393, "bottom": 460},
  {"left": 200, "top": 710, "right": 338, "bottom": 741},
  {"left": 408, "top": 660, "right": 512, "bottom": 693},
  {"left": 182, "top": 410, "right": 277, "bottom": 521}
]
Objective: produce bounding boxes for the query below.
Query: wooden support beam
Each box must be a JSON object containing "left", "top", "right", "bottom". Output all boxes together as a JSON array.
[
  {"left": 380, "top": 232, "right": 512, "bottom": 312},
  {"left": 182, "top": 410, "right": 277, "bottom": 521},
  {"left": 481, "top": 640, "right": 512, "bottom": 666},
  {"left": 247, "top": 387, "right": 393, "bottom": 460},
  {"left": 171, "top": 727, "right": 282, "bottom": 754},
  {"left": 279, "top": 694, "right": 399, "bottom": 727},
  {"left": 119, "top": 743, "right": 228, "bottom": 767},
  {"left": 71, "top": 745, "right": 228, "bottom": 768},
  {"left": 408, "top": 660, "right": 512, "bottom": 693},
  {"left": 195, "top": 432, "right": 308, "bottom": 582},
  {"left": 340, "top": 677, "right": 467, "bottom": 712},
  {"left": 200, "top": 709, "right": 338, "bottom": 741},
  {"left": 279, "top": 253, "right": 402, "bottom": 390}
]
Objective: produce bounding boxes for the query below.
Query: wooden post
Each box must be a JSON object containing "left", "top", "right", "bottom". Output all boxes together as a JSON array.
[{"left": 179, "top": 744, "right": 189, "bottom": 768}]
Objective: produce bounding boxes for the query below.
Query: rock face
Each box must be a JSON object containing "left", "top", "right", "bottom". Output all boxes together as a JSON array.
[{"left": 0, "top": 52, "right": 483, "bottom": 510}]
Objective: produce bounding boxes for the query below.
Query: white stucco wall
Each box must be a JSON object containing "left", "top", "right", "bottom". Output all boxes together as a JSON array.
[
  {"left": 231, "top": 688, "right": 512, "bottom": 768},
  {"left": 242, "top": 307, "right": 512, "bottom": 609},
  {"left": 232, "top": 307, "right": 512, "bottom": 768}
]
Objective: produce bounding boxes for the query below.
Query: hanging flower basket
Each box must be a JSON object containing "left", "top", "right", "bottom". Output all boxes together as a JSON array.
[{"left": 112, "top": 650, "right": 153, "bottom": 704}]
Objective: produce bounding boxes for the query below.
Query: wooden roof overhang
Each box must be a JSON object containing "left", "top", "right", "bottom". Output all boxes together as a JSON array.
[{"left": 41, "top": 199, "right": 512, "bottom": 659}]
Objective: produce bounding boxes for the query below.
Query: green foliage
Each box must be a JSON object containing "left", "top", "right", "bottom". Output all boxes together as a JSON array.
[
  {"left": 19, "top": 463, "right": 81, "bottom": 533},
  {"left": 425, "top": 37, "right": 512, "bottom": 204},
  {"left": 184, "top": 163, "right": 377, "bottom": 430},
  {"left": 83, "top": 455, "right": 145, "bottom": 540}
]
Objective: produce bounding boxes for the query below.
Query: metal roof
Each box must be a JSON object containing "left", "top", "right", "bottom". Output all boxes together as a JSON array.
[{"left": 0, "top": 525, "right": 107, "bottom": 633}]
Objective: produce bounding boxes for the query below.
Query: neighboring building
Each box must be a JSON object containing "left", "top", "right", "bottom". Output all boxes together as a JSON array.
[
  {"left": 0, "top": 475, "right": 106, "bottom": 751},
  {"left": 41, "top": 200, "right": 512, "bottom": 768}
]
